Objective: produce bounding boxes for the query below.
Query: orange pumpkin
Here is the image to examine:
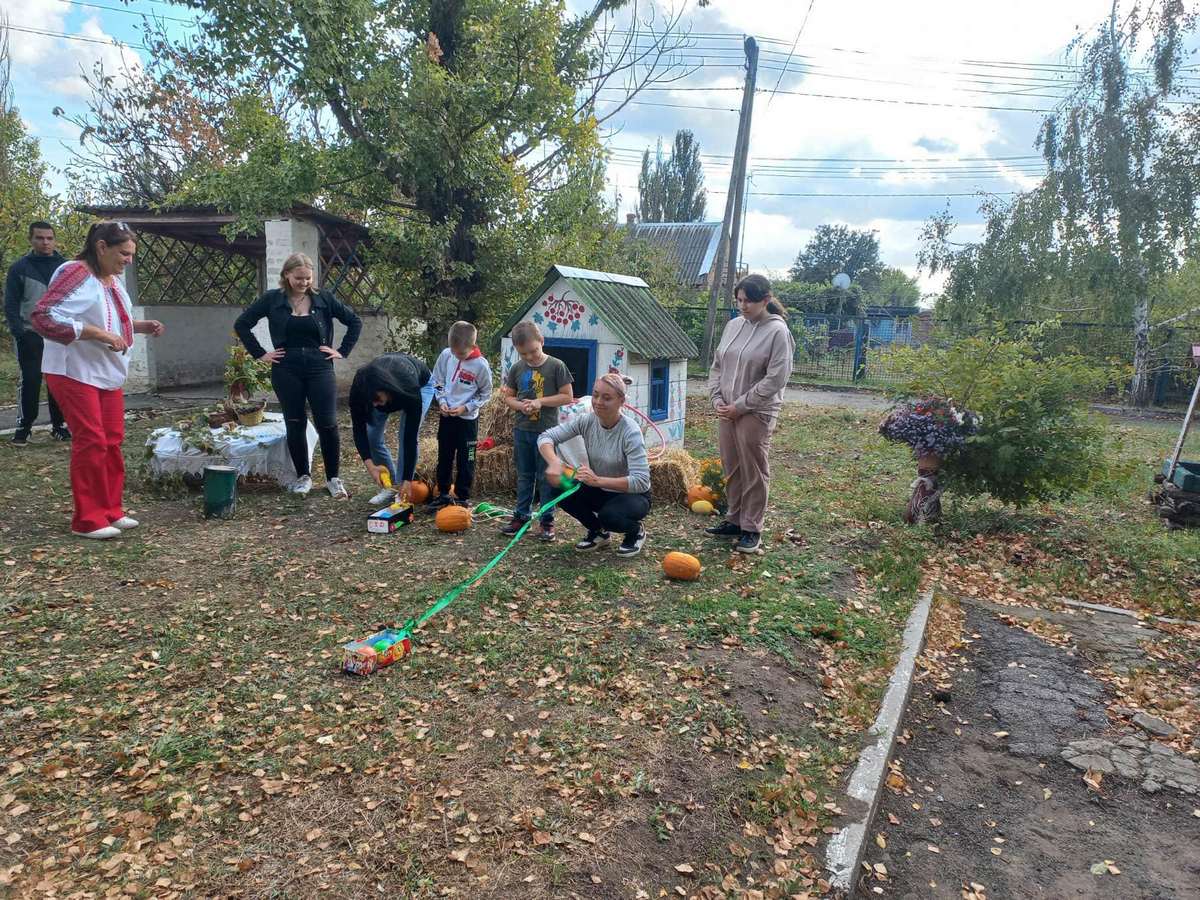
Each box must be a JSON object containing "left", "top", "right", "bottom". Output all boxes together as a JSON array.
[
  {"left": 436, "top": 505, "right": 472, "bottom": 533},
  {"left": 409, "top": 481, "right": 431, "bottom": 504},
  {"left": 662, "top": 551, "right": 702, "bottom": 581},
  {"left": 685, "top": 485, "right": 717, "bottom": 507}
]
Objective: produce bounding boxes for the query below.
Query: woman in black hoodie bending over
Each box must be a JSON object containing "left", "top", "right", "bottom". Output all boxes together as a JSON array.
[{"left": 349, "top": 352, "right": 434, "bottom": 505}]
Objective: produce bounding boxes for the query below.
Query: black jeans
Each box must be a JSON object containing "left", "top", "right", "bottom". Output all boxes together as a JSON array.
[
  {"left": 436, "top": 415, "right": 478, "bottom": 500},
  {"left": 13, "top": 330, "right": 64, "bottom": 430},
  {"left": 270, "top": 348, "right": 339, "bottom": 479},
  {"left": 560, "top": 484, "right": 651, "bottom": 541}
]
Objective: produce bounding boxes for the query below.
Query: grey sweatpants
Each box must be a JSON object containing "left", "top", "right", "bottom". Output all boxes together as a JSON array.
[{"left": 718, "top": 413, "right": 775, "bottom": 534}]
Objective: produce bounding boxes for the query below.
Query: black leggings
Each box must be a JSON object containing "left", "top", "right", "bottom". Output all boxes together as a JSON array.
[
  {"left": 270, "top": 349, "right": 339, "bottom": 479},
  {"left": 559, "top": 484, "right": 651, "bottom": 541}
]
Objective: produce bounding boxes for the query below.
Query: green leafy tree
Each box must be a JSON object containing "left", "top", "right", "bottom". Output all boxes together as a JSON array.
[
  {"left": 892, "top": 325, "right": 1108, "bottom": 507},
  {"left": 920, "top": 2, "right": 1200, "bottom": 406},
  {"left": 775, "top": 279, "right": 865, "bottom": 317},
  {"left": 73, "top": 1, "right": 689, "bottom": 354},
  {"left": 789, "top": 224, "right": 883, "bottom": 290},
  {"left": 870, "top": 266, "right": 921, "bottom": 309},
  {"left": 637, "top": 129, "right": 707, "bottom": 222}
]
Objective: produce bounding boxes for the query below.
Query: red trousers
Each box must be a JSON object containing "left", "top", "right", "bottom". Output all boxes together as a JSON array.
[{"left": 45, "top": 374, "right": 126, "bottom": 533}]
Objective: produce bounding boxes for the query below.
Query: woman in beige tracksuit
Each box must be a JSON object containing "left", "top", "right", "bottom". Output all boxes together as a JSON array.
[{"left": 706, "top": 274, "right": 795, "bottom": 553}]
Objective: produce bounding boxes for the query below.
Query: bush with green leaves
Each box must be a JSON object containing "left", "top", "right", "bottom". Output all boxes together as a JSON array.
[{"left": 889, "top": 324, "right": 1107, "bottom": 507}]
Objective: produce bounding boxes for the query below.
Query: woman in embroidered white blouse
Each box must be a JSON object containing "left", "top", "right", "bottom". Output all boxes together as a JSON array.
[{"left": 32, "top": 222, "right": 165, "bottom": 539}]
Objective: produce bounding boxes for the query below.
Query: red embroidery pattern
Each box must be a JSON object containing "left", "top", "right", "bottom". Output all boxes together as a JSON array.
[{"left": 31, "top": 262, "right": 90, "bottom": 345}]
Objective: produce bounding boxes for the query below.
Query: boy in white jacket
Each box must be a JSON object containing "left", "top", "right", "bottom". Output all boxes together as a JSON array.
[{"left": 430, "top": 321, "right": 493, "bottom": 507}]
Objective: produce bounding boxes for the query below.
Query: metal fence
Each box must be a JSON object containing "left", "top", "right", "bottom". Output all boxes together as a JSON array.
[{"left": 670, "top": 306, "right": 1200, "bottom": 405}]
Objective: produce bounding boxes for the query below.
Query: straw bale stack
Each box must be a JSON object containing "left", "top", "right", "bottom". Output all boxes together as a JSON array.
[
  {"left": 649, "top": 447, "right": 698, "bottom": 505},
  {"left": 413, "top": 438, "right": 517, "bottom": 496},
  {"left": 477, "top": 393, "right": 515, "bottom": 446}
]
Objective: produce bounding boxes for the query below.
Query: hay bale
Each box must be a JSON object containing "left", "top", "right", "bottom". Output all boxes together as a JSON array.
[
  {"left": 478, "top": 393, "right": 515, "bottom": 446},
  {"left": 413, "top": 439, "right": 516, "bottom": 496},
  {"left": 650, "top": 447, "right": 698, "bottom": 505},
  {"left": 472, "top": 444, "right": 517, "bottom": 495}
]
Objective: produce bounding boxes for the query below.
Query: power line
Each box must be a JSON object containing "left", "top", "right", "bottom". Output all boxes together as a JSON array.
[
  {"left": 597, "top": 87, "right": 1050, "bottom": 113},
  {"left": 767, "top": 0, "right": 816, "bottom": 105},
  {"left": 49, "top": 0, "right": 197, "bottom": 25},
  {"left": 3, "top": 24, "right": 147, "bottom": 51}
]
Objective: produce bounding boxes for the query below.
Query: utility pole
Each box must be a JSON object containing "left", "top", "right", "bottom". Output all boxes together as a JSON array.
[{"left": 701, "top": 36, "right": 759, "bottom": 370}]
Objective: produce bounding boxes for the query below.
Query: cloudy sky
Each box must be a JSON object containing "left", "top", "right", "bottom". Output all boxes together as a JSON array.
[{"left": 7, "top": 0, "right": 1144, "bottom": 295}]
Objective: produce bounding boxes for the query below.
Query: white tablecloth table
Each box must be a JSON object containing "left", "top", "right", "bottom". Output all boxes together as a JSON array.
[{"left": 144, "top": 412, "right": 316, "bottom": 486}]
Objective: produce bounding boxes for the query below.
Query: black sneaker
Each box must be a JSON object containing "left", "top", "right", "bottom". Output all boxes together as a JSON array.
[
  {"left": 51, "top": 426, "right": 71, "bottom": 442},
  {"left": 538, "top": 522, "right": 556, "bottom": 542},
  {"left": 735, "top": 531, "right": 762, "bottom": 554},
  {"left": 11, "top": 429, "right": 30, "bottom": 447},
  {"left": 500, "top": 516, "right": 529, "bottom": 536},
  {"left": 616, "top": 526, "right": 647, "bottom": 558},
  {"left": 574, "top": 529, "right": 610, "bottom": 551},
  {"left": 705, "top": 520, "right": 740, "bottom": 538},
  {"left": 429, "top": 493, "right": 453, "bottom": 510}
]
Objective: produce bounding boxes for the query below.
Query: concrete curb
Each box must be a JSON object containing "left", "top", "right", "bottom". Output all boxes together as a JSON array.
[{"left": 825, "top": 587, "right": 935, "bottom": 895}]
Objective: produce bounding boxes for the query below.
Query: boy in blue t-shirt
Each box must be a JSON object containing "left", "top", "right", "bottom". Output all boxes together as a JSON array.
[{"left": 500, "top": 321, "right": 574, "bottom": 540}]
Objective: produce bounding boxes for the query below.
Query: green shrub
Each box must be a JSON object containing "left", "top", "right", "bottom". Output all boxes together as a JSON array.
[{"left": 890, "top": 324, "right": 1107, "bottom": 507}]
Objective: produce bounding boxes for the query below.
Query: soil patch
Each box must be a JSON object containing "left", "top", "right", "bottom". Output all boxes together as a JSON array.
[
  {"left": 858, "top": 607, "right": 1200, "bottom": 899},
  {"left": 565, "top": 747, "right": 750, "bottom": 898},
  {"left": 693, "top": 643, "right": 823, "bottom": 737}
]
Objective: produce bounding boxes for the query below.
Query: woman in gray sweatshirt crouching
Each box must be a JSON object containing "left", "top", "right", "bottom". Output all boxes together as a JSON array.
[{"left": 539, "top": 373, "right": 651, "bottom": 557}]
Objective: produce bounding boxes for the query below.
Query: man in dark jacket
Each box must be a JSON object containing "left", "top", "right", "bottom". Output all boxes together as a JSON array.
[
  {"left": 5, "top": 222, "right": 69, "bottom": 445},
  {"left": 349, "top": 353, "right": 434, "bottom": 505}
]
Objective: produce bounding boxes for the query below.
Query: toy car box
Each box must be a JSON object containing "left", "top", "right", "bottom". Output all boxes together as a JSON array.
[
  {"left": 342, "top": 628, "right": 412, "bottom": 675},
  {"left": 367, "top": 502, "right": 413, "bottom": 534}
]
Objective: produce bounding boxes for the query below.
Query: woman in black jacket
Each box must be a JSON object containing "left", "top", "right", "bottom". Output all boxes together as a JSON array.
[
  {"left": 348, "top": 353, "right": 433, "bottom": 506},
  {"left": 234, "top": 253, "right": 362, "bottom": 498}
]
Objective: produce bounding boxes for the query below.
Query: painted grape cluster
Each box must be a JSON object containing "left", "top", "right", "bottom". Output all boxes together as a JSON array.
[{"left": 541, "top": 291, "right": 584, "bottom": 329}]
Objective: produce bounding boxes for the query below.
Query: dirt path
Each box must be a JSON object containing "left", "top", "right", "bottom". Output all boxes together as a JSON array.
[
  {"left": 858, "top": 606, "right": 1200, "bottom": 899},
  {"left": 685, "top": 379, "right": 890, "bottom": 412}
]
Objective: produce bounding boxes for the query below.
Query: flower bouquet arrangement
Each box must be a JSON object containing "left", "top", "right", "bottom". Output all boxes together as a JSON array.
[
  {"left": 878, "top": 396, "right": 979, "bottom": 463},
  {"left": 224, "top": 342, "right": 272, "bottom": 425},
  {"left": 879, "top": 397, "right": 980, "bottom": 525}
]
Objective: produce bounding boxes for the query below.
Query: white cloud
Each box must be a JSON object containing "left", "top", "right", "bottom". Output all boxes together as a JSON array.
[
  {"left": 599, "top": 0, "right": 1122, "bottom": 296},
  {"left": 0, "top": 0, "right": 68, "bottom": 66},
  {"left": 47, "top": 16, "right": 142, "bottom": 99}
]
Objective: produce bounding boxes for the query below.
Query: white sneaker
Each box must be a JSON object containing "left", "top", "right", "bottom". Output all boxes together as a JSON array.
[
  {"left": 327, "top": 477, "right": 349, "bottom": 500},
  {"left": 73, "top": 526, "right": 121, "bottom": 540},
  {"left": 369, "top": 487, "right": 397, "bottom": 506},
  {"left": 291, "top": 475, "right": 313, "bottom": 495},
  {"left": 111, "top": 517, "right": 139, "bottom": 530}
]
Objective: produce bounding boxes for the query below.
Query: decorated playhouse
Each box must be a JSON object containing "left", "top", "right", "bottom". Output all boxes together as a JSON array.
[{"left": 495, "top": 265, "right": 699, "bottom": 446}]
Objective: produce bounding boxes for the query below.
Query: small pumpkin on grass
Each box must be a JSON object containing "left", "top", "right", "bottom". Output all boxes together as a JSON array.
[
  {"left": 685, "top": 485, "right": 717, "bottom": 507},
  {"left": 689, "top": 499, "right": 715, "bottom": 516},
  {"left": 436, "top": 505, "right": 472, "bottom": 533},
  {"left": 409, "top": 481, "right": 431, "bottom": 504},
  {"left": 662, "top": 551, "right": 702, "bottom": 581}
]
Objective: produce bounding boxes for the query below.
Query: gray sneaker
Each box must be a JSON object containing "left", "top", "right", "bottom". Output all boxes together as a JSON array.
[
  {"left": 326, "top": 477, "right": 349, "bottom": 500},
  {"left": 291, "top": 475, "right": 314, "bottom": 495}
]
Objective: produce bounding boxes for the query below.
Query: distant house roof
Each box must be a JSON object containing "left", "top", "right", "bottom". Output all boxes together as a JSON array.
[
  {"left": 497, "top": 265, "right": 699, "bottom": 360},
  {"left": 622, "top": 220, "right": 723, "bottom": 286}
]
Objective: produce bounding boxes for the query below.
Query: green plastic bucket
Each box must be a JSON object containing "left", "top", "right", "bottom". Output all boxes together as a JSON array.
[{"left": 203, "top": 465, "right": 238, "bottom": 519}]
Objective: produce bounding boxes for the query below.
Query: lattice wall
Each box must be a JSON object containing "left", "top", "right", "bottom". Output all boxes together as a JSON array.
[
  {"left": 135, "top": 233, "right": 260, "bottom": 306},
  {"left": 319, "top": 228, "right": 388, "bottom": 311}
]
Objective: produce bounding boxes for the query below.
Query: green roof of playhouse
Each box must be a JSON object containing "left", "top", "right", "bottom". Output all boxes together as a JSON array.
[{"left": 497, "top": 265, "right": 699, "bottom": 360}]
